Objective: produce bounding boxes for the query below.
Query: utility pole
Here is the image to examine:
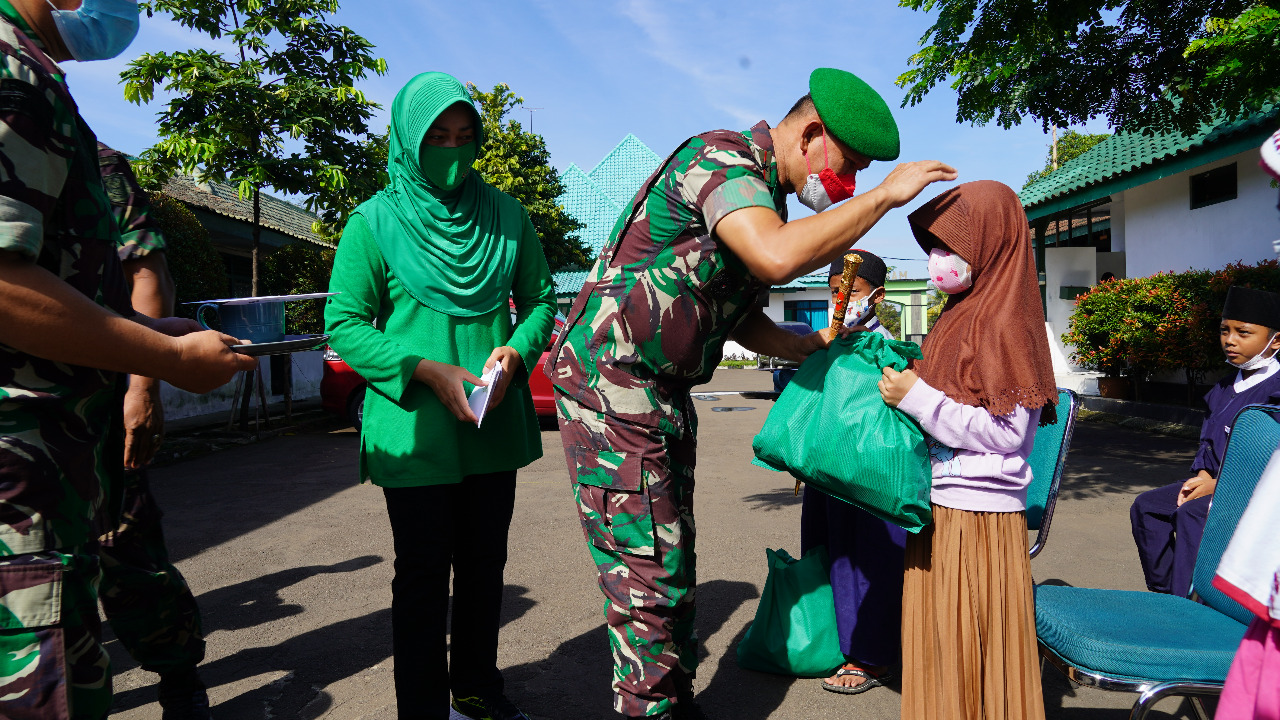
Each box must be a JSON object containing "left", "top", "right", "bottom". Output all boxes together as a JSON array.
[
  {"left": 521, "top": 106, "right": 543, "bottom": 133},
  {"left": 1051, "top": 125, "right": 1059, "bottom": 171}
]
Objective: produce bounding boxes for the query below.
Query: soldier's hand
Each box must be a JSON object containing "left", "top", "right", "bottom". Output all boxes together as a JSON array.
[
  {"left": 413, "top": 358, "right": 482, "bottom": 424},
  {"left": 164, "top": 330, "right": 259, "bottom": 394},
  {"left": 875, "top": 160, "right": 958, "bottom": 209},
  {"left": 123, "top": 382, "right": 164, "bottom": 469},
  {"left": 794, "top": 325, "right": 853, "bottom": 361}
]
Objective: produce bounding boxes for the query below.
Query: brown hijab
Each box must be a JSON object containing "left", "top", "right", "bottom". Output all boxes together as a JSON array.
[{"left": 907, "top": 180, "right": 1057, "bottom": 420}]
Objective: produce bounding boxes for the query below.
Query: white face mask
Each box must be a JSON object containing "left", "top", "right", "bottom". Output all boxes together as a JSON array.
[
  {"left": 843, "top": 289, "right": 883, "bottom": 327},
  {"left": 1228, "top": 333, "right": 1280, "bottom": 371}
]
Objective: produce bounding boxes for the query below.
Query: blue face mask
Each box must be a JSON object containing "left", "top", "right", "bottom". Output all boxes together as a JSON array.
[{"left": 46, "top": 0, "right": 141, "bottom": 62}]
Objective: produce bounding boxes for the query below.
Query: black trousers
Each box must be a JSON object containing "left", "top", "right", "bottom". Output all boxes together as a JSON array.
[{"left": 383, "top": 471, "right": 517, "bottom": 720}]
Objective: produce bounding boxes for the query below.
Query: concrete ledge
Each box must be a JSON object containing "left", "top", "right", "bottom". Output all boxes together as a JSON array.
[{"left": 1080, "top": 396, "right": 1205, "bottom": 427}]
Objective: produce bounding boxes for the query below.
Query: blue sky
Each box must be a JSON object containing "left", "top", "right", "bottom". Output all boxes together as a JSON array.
[{"left": 69, "top": 0, "right": 1107, "bottom": 277}]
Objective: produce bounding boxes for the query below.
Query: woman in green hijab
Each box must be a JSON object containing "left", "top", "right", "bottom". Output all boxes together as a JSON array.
[{"left": 325, "top": 71, "right": 555, "bottom": 720}]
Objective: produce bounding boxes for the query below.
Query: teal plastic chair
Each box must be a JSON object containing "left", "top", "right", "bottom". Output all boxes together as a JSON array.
[
  {"left": 1026, "top": 388, "right": 1079, "bottom": 558},
  {"left": 1035, "top": 404, "right": 1280, "bottom": 720}
]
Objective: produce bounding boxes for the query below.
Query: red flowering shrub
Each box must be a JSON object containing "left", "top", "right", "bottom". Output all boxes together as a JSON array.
[{"left": 1064, "top": 260, "right": 1280, "bottom": 378}]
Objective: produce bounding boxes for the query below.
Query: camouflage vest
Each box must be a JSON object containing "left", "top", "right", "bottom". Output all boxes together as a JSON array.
[{"left": 548, "top": 124, "right": 785, "bottom": 435}]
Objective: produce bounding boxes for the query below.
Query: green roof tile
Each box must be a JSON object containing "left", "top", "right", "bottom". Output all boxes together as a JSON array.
[{"left": 1019, "top": 108, "right": 1280, "bottom": 220}]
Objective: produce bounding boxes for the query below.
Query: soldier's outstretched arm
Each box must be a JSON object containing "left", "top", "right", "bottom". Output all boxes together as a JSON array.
[
  {"left": 730, "top": 308, "right": 851, "bottom": 363},
  {"left": 716, "top": 159, "right": 956, "bottom": 285},
  {"left": 0, "top": 251, "right": 257, "bottom": 393}
]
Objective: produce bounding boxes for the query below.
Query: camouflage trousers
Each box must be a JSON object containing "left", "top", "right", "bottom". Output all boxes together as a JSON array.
[
  {"left": 0, "top": 551, "right": 111, "bottom": 720},
  {"left": 557, "top": 392, "right": 698, "bottom": 717},
  {"left": 98, "top": 470, "right": 205, "bottom": 674}
]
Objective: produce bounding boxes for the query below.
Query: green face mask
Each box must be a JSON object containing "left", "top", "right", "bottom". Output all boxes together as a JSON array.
[{"left": 419, "top": 141, "right": 477, "bottom": 191}]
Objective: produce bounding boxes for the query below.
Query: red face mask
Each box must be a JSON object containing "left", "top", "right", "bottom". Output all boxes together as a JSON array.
[{"left": 804, "top": 130, "right": 857, "bottom": 204}]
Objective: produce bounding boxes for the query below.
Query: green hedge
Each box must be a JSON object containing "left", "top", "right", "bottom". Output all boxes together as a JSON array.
[
  {"left": 262, "top": 243, "right": 335, "bottom": 335},
  {"left": 150, "top": 193, "right": 229, "bottom": 317},
  {"left": 1063, "top": 260, "right": 1280, "bottom": 378}
]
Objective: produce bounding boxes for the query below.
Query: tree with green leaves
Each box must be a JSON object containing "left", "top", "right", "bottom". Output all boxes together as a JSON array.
[
  {"left": 122, "top": 0, "right": 387, "bottom": 294},
  {"left": 897, "top": 0, "right": 1280, "bottom": 135},
  {"left": 467, "top": 83, "right": 588, "bottom": 271},
  {"left": 1024, "top": 130, "right": 1111, "bottom": 188}
]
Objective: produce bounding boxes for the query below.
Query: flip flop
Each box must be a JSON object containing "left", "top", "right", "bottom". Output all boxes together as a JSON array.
[{"left": 820, "top": 664, "right": 893, "bottom": 695}]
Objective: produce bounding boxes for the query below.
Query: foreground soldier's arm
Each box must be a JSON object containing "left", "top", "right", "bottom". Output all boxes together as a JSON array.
[
  {"left": 731, "top": 308, "right": 847, "bottom": 362},
  {"left": 0, "top": 250, "right": 257, "bottom": 393},
  {"left": 716, "top": 160, "right": 956, "bottom": 285}
]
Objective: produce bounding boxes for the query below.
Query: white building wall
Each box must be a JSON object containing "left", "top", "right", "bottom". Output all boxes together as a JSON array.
[
  {"left": 160, "top": 349, "right": 324, "bottom": 421},
  {"left": 761, "top": 288, "right": 830, "bottom": 325},
  {"left": 1044, "top": 247, "right": 1097, "bottom": 371},
  {"left": 1123, "top": 149, "right": 1278, "bottom": 278}
]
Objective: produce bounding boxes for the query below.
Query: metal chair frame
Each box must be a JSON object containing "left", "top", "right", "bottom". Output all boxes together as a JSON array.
[
  {"left": 1029, "top": 388, "right": 1079, "bottom": 559},
  {"left": 1035, "top": 403, "right": 1280, "bottom": 720},
  {"left": 1038, "top": 641, "right": 1215, "bottom": 720}
]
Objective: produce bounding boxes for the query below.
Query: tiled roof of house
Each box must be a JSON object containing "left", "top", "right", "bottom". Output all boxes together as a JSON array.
[
  {"left": 1019, "top": 108, "right": 1280, "bottom": 219},
  {"left": 163, "top": 175, "right": 333, "bottom": 249},
  {"left": 559, "top": 164, "right": 623, "bottom": 256},
  {"left": 586, "top": 134, "right": 662, "bottom": 207},
  {"left": 555, "top": 135, "right": 662, "bottom": 296}
]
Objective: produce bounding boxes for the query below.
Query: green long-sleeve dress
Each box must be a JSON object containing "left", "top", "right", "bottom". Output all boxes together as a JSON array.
[{"left": 324, "top": 211, "right": 556, "bottom": 487}]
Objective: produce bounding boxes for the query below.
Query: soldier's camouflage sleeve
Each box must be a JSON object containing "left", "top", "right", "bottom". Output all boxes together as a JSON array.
[
  {"left": 0, "top": 42, "right": 74, "bottom": 260},
  {"left": 677, "top": 142, "right": 776, "bottom": 233},
  {"left": 97, "top": 142, "right": 166, "bottom": 261}
]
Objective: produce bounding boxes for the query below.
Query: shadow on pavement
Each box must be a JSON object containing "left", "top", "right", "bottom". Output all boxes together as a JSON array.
[
  {"left": 741, "top": 488, "right": 803, "bottom": 511},
  {"left": 1057, "top": 423, "right": 1196, "bottom": 502},
  {"left": 152, "top": 432, "right": 363, "bottom": 565},
  {"left": 198, "top": 554, "right": 385, "bottom": 634},
  {"left": 109, "top": 582, "right": 538, "bottom": 717},
  {"left": 504, "top": 579, "right": 758, "bottom": 719}
]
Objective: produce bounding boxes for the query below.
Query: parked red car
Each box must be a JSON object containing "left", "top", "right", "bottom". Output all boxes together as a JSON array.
[{"left": 322, "top": 311, "right": 566, "bottom": 430}]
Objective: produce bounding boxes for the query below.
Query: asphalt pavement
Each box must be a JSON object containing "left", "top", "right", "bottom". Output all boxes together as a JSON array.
[{"left": 108, "top": 369, "right": 1204, "bottom": 719}]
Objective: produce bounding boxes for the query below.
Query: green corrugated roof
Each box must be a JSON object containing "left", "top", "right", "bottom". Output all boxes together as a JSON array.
[
  {"left": 555, "top": 135, "right": 663, "bottom": 296},
  {"left": 1019, "top": 108, "right": 1280, "bottom": 220},
  {"left": 553, "top": 269, "right": 589, "bottom": 297}
]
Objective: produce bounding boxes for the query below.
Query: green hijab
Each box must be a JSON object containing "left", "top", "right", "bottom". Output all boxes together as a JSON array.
[{"left": 356, "top": 71, "right": 522, "bottom": 317}]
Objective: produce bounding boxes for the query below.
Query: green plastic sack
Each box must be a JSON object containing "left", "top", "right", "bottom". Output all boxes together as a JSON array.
[
  {"left": 752, "top": 332, "right": 933, "bottom": 532},
  {"left": 736, "top": 547, "right": 845, "bottom": 677}
]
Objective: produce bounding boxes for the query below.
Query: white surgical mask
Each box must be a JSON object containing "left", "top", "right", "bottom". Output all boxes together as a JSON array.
[{"left": 1228, "top": 333, "right": 1280, "bottom": 371}]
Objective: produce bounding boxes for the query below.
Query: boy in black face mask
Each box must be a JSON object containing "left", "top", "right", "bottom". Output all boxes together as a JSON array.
[{"left": 1131, "top": 285, "right": 1280, "bottom": 598}]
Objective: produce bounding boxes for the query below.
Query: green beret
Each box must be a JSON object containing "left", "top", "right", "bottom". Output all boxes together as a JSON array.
[{"left": 809, "top": 68, "right": 900, "bottom": 162}]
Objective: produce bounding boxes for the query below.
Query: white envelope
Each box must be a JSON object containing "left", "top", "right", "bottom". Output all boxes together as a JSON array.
[{"left": 467, "top": 364, "right": 504, "bottom": 428}]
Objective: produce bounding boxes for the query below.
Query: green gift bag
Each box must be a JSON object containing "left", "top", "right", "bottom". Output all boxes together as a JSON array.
[
  {"left": 752, "top": 332, "right": 933, "bottom": 532},
  {"left": 736, "top": 547, "right": 845, "bottom": 677}
]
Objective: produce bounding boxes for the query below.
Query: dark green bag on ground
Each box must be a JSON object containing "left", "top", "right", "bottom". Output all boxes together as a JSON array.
[
  {"left": 752, "top": 332, "right": 932, "bottom": 532},
  {"left": 735, "top": 546, "right": 845, "bottom": 677}
]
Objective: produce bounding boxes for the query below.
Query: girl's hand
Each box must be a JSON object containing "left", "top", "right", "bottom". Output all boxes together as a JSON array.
[
  {"left": 879, "top": 367, "right": 918, "bottom": 407},
  {"left": 413, "top": 359, "right": 483, "bottom": 423},
  {"left": 483, "top": 346, "right": 521, "bottom": 410}
]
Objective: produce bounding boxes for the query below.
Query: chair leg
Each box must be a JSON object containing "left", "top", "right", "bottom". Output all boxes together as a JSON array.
[{"left": 1131, "top": 682, "right": 1222, "bottom": 720}]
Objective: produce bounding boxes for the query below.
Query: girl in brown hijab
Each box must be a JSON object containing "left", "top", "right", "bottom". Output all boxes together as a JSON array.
[{"left": 878, "top": 180, "right": 1057, "bottom": 720}]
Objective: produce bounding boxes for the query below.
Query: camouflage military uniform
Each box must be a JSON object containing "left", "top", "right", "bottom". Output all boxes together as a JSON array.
[
  {"left": 95, "top": 143, "right": 206, "bottom": 678},
  {"left": 0, "top": 13, "right": 135, "bottom": 720},
  {"left": 547, "top": 122, "right": 785, "bottom": 717}
]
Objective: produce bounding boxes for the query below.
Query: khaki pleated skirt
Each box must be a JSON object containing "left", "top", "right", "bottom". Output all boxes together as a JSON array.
[{"left": 901, "top": 504, "right": 1045, "bottom": 720}]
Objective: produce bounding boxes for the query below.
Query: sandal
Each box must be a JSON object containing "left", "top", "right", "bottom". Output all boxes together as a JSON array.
[{"left": 820, "top": 663, "right": 893, "bottom": 695}]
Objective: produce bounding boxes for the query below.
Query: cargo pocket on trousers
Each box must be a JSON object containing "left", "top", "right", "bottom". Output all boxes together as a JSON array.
[
  {"left": 0, "top": 554, "right": 69, "bottom": 719},
  {"left": 570, "top": 447, "right": 656, "bottom": 558}
]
